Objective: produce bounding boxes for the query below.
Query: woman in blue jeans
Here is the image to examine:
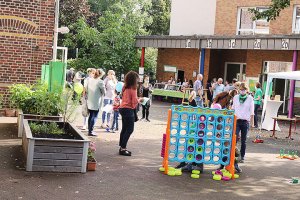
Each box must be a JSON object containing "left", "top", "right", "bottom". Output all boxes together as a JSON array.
[
  {"left": 118, "top": 71, "right": 143, "bottom": 156},
  {"left": 232, "top": 83, "right": 254, "bottom": 162},
  {"left": 84, "top": 69, "right": 105, "bottom": 136},
  {"left": 101, "top": 70, "right": 117, "bottom": 128}
]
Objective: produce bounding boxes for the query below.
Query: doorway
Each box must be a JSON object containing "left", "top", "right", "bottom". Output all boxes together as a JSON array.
[
  {"left": 224, "top": 63, "right": 246, "bottom": 82},
  {"left": 177, "top": 70, "right": 185, "bottom": 84}
]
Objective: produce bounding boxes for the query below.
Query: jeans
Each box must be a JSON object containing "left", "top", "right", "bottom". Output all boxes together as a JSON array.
[
  {"left": 111, "top": 110, "right": 119, "bottom": 130},
  {"left": 102, "top": 99, "right": 113, "bottom": 124},
  {"left": 119, "top": 108, "right": 135, "bottom": 149},
  {"left": 236, "top": 119, "right": 249, "bottom": 159},
  {"left": 88, "top": 109, "right": 99, "bottom": 134},
  {"left": 254, "top": 104, "right": 260, "bottom": 127},
  {"left": 142, "top": 103, "right": 150, "bottom": 119},
  {"left": 195, "top": 96, "right": 203, "bottom": 107}
]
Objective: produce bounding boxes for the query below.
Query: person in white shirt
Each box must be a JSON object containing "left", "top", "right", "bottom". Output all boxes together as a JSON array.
[
  {"left": 193, "top": 74, "right": 204, "bottom": 107},
  {"left": 212, "top": 78, "right": 225, "bottom": 99},
  {"left": 232, "top": 83, "right": 254, "bottom": 163}
]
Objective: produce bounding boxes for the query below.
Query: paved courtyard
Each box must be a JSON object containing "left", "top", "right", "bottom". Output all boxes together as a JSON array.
[{"left": 0, "top": 101, "right": 300, "bottom": 200}]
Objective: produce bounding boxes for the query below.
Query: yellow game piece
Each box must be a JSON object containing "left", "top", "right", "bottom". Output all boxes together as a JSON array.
[
  {"left": 234, "top": 174, "right": 240, "bottom": 179},
  {"left": 167, "top": 171, "right": 176, "bottom": 176},
  {"left": 175, "top": 169, "right": 182, "bottom": 176},
  {"left": 192, "top": 170, "right": 200, "bottom": 175},
  {"left": 213, "top": 174, "right": 222, "bottom": 181},
  {"left": 168, "top": 167, "right": 175, "bottom": 171},
  {"left": 221, "top": 169, "right": 228, "bottom": 173},
  {"left": 191, "top": 174, "right": 200, "bottom": 179},
  {"left": 223, "top": 173, "right": 232, "bottom": 179},
  {"left": 159, "top": 167, "right": 165, "bottom": 172},
  {"left": 212, "top": 171, "right": 215, "bottom": 175}
]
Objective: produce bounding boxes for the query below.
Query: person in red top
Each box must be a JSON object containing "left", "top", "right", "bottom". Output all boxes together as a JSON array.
[{"left": 119, "top": 71, "right": 143, "bottom": 156}]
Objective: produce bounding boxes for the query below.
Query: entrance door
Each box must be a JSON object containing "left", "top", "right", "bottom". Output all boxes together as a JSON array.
[
  {"left": 225, "top": 63, "right": 246, "bottom": 82},
  {"left": 177, "top": 70, "right": 185, "bottom": 84}
]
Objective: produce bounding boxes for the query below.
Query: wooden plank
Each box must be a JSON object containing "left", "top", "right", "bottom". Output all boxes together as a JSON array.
[
  {"left": 241, "top": 39, "right": 247, "bottom": 49},
  {"left": 26, "top": 139, "right": 35, "bottom": 171},
  {"left": 33, "top": 152, "right": 83, "bottom": 160},
  {"left": 274, "top": 39, "right": 282, "bottom": 49},
  {"left": 81, "top": 142, "right": 89, "bottom": 173},
  {"left": 35, "top": 140, "right": 84, "bottom": 147},
  {"left": 33, "top": 159, "right": 82, "bottom": 166},
  {"left": 260, "top": 39, "right": 267, "bottom": 49},
  {"left": 34, "top": 146, "right": 83, "bottom": 153},
  {"left": 32, "top": 165, "right": 82, "bottom": 173}
]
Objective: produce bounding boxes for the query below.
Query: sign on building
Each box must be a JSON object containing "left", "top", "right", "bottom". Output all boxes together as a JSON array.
[
  {"left": 263, "top": 61, "right": 292, "bottom": 73},
  {"left": 164, "top": 65, "right": 177, "bottom": 73}
]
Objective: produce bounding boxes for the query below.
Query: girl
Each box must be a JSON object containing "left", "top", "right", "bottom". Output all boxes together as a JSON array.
[
  {"left": 101, "top": 70, "right": 117, "bottom": 128},
  {"left": 140, "top": 75, "right": 152, "bottom": 122},
  {"left": 84, "top": 69, "right": 105, "bottom": 136},
  {"left": 119, "top": 71, "right": 143, "bottom": 156}
]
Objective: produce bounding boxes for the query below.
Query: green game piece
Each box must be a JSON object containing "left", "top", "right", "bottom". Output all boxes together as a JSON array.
[
  {"left": 234, "top": 174, "right": 240, "bottom": 179},
  {"left": 192, "top": 170, "right": 200, "bottom": 175},
  {"left": 188, "top": 138, "right": 195, "bottom": 145},
  {"left": 159, "top": 167, "right": 165, "bottom": 172},
  {"left": 213, "top": 175, "right": 222, "bottom": 181},
  {"left": 223, "top": 172, "right": 232, "bottom": 179},
  {"left": 292, "top": 179, "right": 299, "bottom": 184},
  {"left": 167, "top": 171, "right": 176, "bottom": 176},
  {"left": 175, "top": 169, "right": 182, "bottom": 176},
  {"left": 168, "top": 167, "right": 175, "bottom": 171},
  {"left": 212, "top": 171, "right": 216, "bottom": 175},
  {"left": 191, "top": 174, "right": 200, "bottom": 179}
]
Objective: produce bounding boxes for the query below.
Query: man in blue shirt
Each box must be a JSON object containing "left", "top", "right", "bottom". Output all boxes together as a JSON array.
[
  {"left": 212, "top": 78, "right": 225, "bottom": 99},
  {"left": 193, "top": 74, "right": 203, "bottom": 107}
]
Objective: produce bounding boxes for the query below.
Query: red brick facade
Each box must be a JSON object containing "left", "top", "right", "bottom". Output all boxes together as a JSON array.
[{"left": 0, "top": 0, "right": 55, "bottom": 106}]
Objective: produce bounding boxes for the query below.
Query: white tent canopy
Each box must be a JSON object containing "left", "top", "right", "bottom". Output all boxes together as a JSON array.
[{"left": 261, "top": 71, "right": 300, "bottom": 129}]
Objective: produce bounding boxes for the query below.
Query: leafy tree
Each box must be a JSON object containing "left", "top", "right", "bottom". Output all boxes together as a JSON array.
[
  {"left": 146, "top": 0, "right": 171, "bottom": 35},
  {"left": 250, "top": 0, "right": 290, "bottom": 21},
  {"left": 60, "top": 0, "right": 91, "bottom": 26}
]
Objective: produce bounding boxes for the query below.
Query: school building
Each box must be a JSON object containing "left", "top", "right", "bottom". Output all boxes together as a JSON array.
[
  {"left": 0, "top": 0, "right": 55, "bottom": 106},
  {"left": 136, "top": 0, "right": 300, "bottom": 114}
]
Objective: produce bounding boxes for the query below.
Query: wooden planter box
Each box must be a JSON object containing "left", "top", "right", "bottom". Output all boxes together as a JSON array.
[
  {"left": 18, "top": 109, "right": 63, "bottom": 137},
  {"left": 22, "top": 120, "right": 90, "bottom": 173}
]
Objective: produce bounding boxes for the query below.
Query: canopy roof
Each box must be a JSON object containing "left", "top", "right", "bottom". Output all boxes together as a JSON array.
[{"left": 267, "top": 71, "right": 300, "bottom": 81}]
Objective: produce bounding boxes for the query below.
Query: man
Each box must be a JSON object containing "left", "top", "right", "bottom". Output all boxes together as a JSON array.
[
  {"left": 193, "top": 74, "right": 203, "bottom": 107},
  {"left": 66, "top": 68, "right": 75, "bottom": 88},
  {"left": 212, "top": 78, "right": 225, "bottom": 99},
  {"left": 232, "top": 83, "right": 254, "bottom": 163}
]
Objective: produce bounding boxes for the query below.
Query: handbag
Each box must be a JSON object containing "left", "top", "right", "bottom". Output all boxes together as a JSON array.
[{"left": 82, "top": 79, "right": 89, "bottom": 117}]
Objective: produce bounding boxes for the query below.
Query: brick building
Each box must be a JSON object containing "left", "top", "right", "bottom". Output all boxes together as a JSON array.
[
  {"left": 136, "top": 0, "right": 300, "bottom": 114},
  {"left": 0, "top": 0, "right": 55, "bottom": 105}
]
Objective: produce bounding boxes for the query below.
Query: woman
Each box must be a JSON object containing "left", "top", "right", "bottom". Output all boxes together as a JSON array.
[
  {"left": 206, "top": 79, "right": 213, "bottom": 107},
  {"left": 82, "top": 68, "right": 94, "bottom": 130},
  {"left": 253, "top": 82, "right": 263, "bottom": 128},
  {"left": 140, "top": 75, "right": 152, "bottom": 122},
  {"left": 84, "top": 69, "right": 105, "bottom": 136},
  {"left": 101, "top": 70, "right": 117, "bottom": 128},
  {"left": 119, "top": 71, "right": 143, "bottom": 156},
  {"left": 232, "top": 83, "right": 254, "bottom": 163}
]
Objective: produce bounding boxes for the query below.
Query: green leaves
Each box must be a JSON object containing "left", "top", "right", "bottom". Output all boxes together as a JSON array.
[{"left": 249, "top": 0, "right": 290, "bottom": 21}]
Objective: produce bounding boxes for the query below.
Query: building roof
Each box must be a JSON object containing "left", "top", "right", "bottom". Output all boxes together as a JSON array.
[{"left": 135, "top": 35, "right": 300, "bottom": 50}]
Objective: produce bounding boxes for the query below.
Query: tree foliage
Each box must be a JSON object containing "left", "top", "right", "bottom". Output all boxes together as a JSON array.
[{"left": 249, "top": 0, "right": 290, "bottom": 21}]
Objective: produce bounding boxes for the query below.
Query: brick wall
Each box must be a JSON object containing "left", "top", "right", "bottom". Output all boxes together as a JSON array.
[
  {"left": 156, "top": 48, "right": 200, "bottom": 83},
  {"left": 215, "top": 0, "right": 300, "bottom": 35},
  {"left": 0, "top": 0, "right": 55, "bottom": 106}
]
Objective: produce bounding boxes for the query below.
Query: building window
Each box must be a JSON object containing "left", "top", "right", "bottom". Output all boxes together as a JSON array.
[
  {"left": 293, "top": 6, "right": 300, "bottom": 33},
  {"left": 237, "top": 7, "right": 269, "bottom": 35}
]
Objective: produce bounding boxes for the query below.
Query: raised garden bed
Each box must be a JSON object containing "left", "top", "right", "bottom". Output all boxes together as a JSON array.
[
  {"left": 18, "top": 109, "right": 63, "bottom": 137},
  {"left": 22, "top": 120, "right": 89, "bottom": 173}
]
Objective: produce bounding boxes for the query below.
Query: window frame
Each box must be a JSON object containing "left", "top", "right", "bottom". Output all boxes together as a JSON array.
[
  {"left": 292, "top": 5, "right": 300, "bottom": 34},
  {"left": 236, "top": 7, "right": 270, "bottom": 35}
]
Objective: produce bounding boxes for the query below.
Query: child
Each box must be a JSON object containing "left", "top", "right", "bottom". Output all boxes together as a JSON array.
[
  {"left": 106, "top": 91, "right": 121, "bottom": 133},
  {"left": 218, "top": 147, "right": 242, "bottom": 173}
]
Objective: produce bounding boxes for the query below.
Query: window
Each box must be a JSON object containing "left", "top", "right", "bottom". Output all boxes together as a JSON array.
[
  {"left": 237, "top": 7, "right": 269, "bottom": 35},
  {"left": 292, "top": 6, "right": 300, "bottom": 33}
]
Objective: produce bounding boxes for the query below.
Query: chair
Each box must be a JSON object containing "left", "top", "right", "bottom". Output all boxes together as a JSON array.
[{"left": 182, "top": 88, "right": 192, "bottom": 105}]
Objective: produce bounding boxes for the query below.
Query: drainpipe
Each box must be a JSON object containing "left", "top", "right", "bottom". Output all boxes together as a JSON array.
[
  {"left": 200, "top": 49, "right": 205, "bottom": 75},
  {"left": 288, "top": 50, "right": 297, "bottom": 118}
]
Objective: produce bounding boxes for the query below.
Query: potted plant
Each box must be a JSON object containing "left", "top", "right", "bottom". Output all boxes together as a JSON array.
[
  {"left": 22, "top": 89, "right": 90, "bottom": 173},
  {"left": 9, "top": 82, "right": 63, "bottom": 137},
  {"left": 87, "top": 142, "right": 97, "bottom": 171}
]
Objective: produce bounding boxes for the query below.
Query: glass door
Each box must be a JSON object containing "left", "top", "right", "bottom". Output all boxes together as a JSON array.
[{"left": 225, "top": 63, "right": 246, "bottom": 82}]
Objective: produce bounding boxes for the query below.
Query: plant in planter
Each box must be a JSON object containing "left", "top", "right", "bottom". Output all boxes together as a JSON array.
[
  {"left": 9, "top": 82, "right": 63, "bottom": 137},
  {"left": 87, "top": 142, "right": 97, "bottom": 171}
]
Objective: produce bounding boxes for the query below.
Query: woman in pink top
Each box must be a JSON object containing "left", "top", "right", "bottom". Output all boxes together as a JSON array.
[{"left": 119, "top": 71, "right": 143, "bottom": 156}]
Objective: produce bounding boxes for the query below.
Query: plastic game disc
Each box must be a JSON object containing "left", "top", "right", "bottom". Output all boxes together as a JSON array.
[
  {"left": 234, "top": 174, "right": 240, "bottom": 179},
  {"left": 167, "top": 171, "right": 176, "bottom": 176},
  {"left": 192, "top": 170, "right": 200, "bottom": 175},
  {"left": 222, "top": 176, "right": 231, "bottom": 181},
  {"left": 213, "top": 175, "right": 222, "bottom": 181},
  {"left": 159, "top": 167, "right": 165, "bottom": 172},
  {"left": 191, "top": 174, "right": 200, "bottom": 179}
]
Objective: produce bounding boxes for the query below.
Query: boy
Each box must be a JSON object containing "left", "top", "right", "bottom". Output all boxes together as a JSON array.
[{"left": 106, "top": 91, "right": 121, "bottom": 133}]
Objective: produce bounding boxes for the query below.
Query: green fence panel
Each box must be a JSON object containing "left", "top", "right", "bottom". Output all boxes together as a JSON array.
[{"left": 48, "top": 61, "right": 66, "bottom": 92}]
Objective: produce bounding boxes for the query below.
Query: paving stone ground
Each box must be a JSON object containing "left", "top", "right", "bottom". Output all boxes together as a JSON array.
[{"left": 0, "top": 101, "right": 299, "bottom": 200}]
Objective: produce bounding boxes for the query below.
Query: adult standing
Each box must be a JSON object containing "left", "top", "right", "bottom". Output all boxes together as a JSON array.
[
  {"left": 101, "top": 70, "right": 117, "bottom": 128},
  {"left": 119, "top": 71, "right": 143, "bottom": 156},
  {"left": 140, "top": 75, "right": 152, "bottom": 122},
  {"left": 66, "top": 68, "right": 75, "bottom": 88},
  {"left": 206, "top": 79, "right": 213, "bottom": 107},
  {"left": 232, "top": 83, "right": 254, "bottom": 163},
  {"left": 84, "top": 69, "right": 105, "bottom": 136},
  {"left": 193, "top": 74, "right": 203, "bottom": 107},
  {"left": 212, "top": 78, "right": 225, "bottom": 100},
  {"left": 253, "top": 82, "right": 263, "bottom": 128},
  {"left": 82, "top": 68, "right": 93, "bottom": 130}
]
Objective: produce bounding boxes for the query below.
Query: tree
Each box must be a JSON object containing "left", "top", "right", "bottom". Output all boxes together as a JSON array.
[
  {"left": 250, "top": 0, "right": 290, "bottom": 21},
  {"left": 146, "top": 0, "right": 171, "bottom": 35}
]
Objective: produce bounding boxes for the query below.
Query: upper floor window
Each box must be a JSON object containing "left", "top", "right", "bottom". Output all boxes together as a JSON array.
[
  {"left": 237, "top": 7, "right": 269, "bottom": 35},
  {"left": 292, "top": 6, "right": 300, "bottom": 33}
]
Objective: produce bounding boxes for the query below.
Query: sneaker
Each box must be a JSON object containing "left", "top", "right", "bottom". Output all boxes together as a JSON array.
[
  {"left": 101, "top": 124, "right": 107, "bottom": 129},
  {"left": 111, "top": 129, "right": 115, "bottom": 133},
  {"left": 106, "top": 128, "right": 110, "bottom": 132},
  {"left": 235, "top": 165, "right": 242, "bottom": 173},
  {"left": 181, "top": 163, "right": 193, "bottom": 172},
  {"left": 88, "top": 132, "right": 97, "bottom": 136},
  {"left": 81, "top": 125, "right": 87, "bottom": 130},
  {"left": 115, "top": 128, "right": 119, "bottom": 131},
  {"left": 239, "top": 157, "right": 245, "bottom": 163},
  {"left": 146, "top": 119, "right": 150, "bottom": 122},
  {"left": 192, "top": 164, "right": 204, "bottom": 173}
]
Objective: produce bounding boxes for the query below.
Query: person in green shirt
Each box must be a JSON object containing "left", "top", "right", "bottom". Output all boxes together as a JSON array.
[{"left": 254, "top": 82, "right": 263, "bottom": 128}]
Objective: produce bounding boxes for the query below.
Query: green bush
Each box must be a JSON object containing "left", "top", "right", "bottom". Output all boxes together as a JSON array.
[
  {"left": 29, "top": 122, "right": 64, "bottom": 135},
  {"left": 9, "top": 82, "right": 61, "bottom": 116}
]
